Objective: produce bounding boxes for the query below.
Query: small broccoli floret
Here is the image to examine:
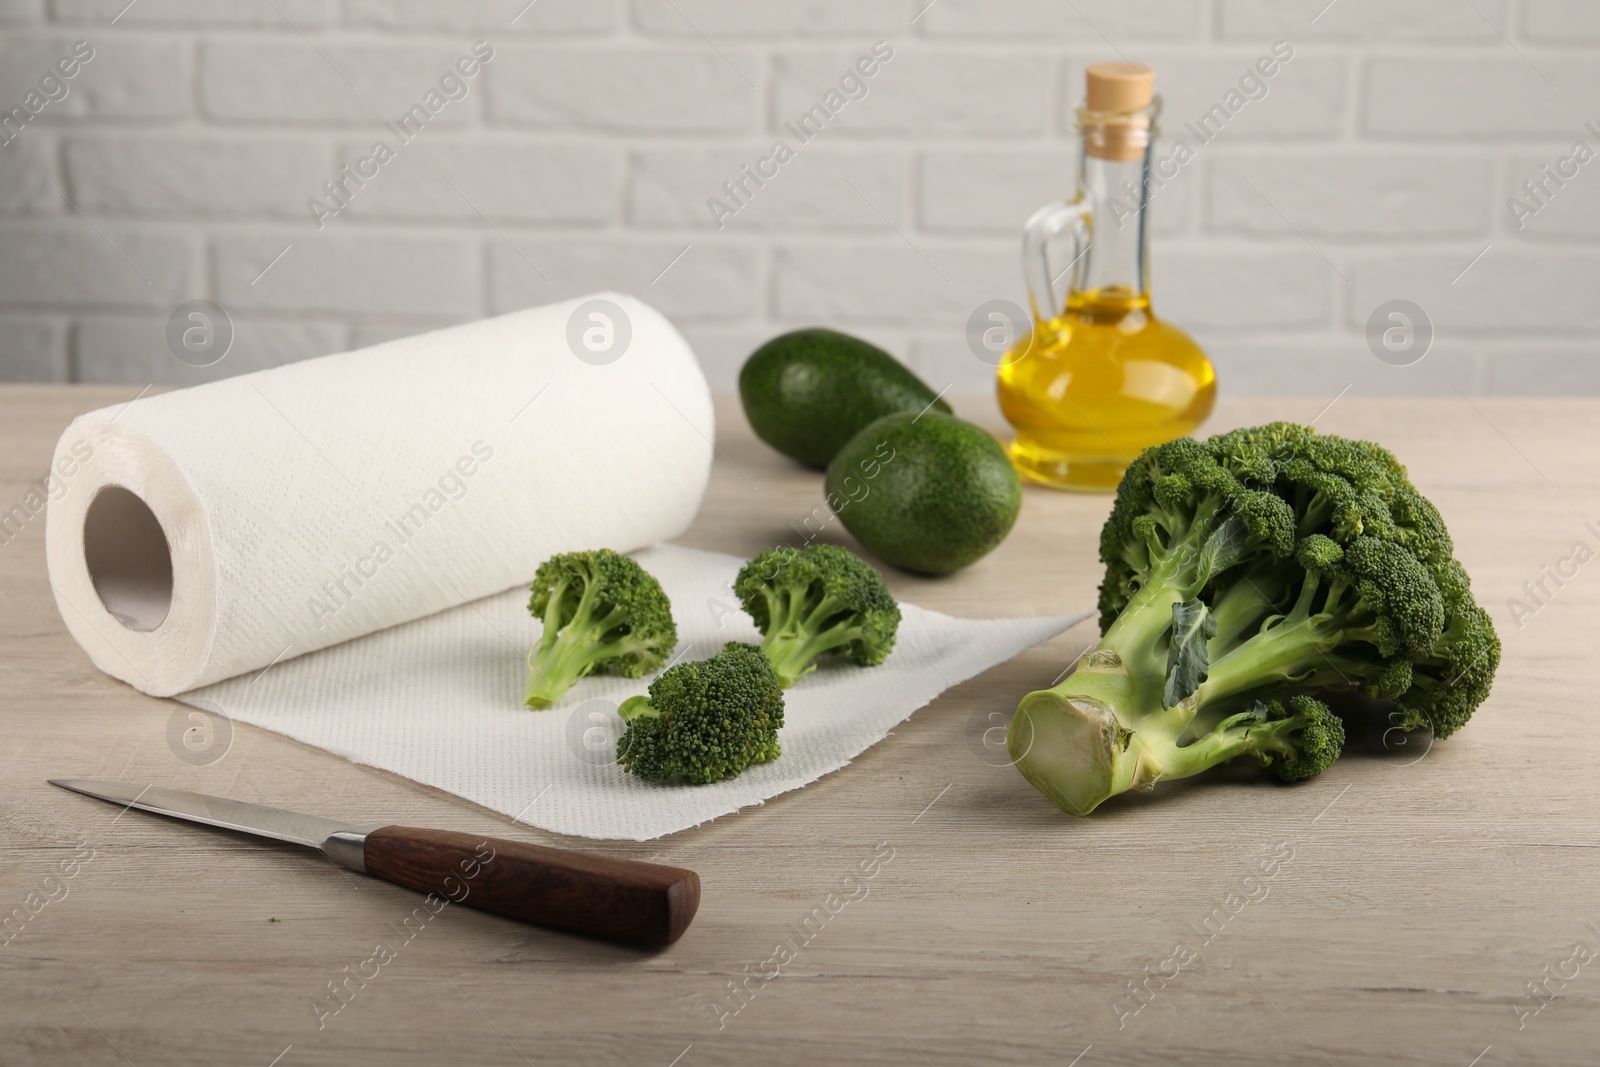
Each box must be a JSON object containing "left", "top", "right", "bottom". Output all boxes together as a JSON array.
[
  {"left": 1010, "top": 423, "right": 1498, "bottom": 816},
  {"left": 1081, "top": 693, "right": 1344, "bottom": 794},
  {"left": 733, "top": 545, "right": 901, "bottom": 687},
  {"left": 1236, "top": 696, "right": 1345, "bottom": 782},
  {"left": 524, "top": 549, "right": 677, "bottom": 709},
  {"left": 617, "top": 642, "right": 784, "bottom": 784}
]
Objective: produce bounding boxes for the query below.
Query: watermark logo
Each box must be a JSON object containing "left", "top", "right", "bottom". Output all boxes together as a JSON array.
[
  {"left": 0, "top": 40, "right": 94, "bottom": 148},
  {"left": 1, "top": 439, "right": 93, "bottom": 549},
  {"left": 702, "top": 842, "right": 894, "bottom": 1031},
  {"left": 966, "top": 703, "right": 1027, "bottom": 767},
  {"left": 1365, "top": 299, "right": 1433, "bottom": 367},
  {"left": 1111, "top": 840, "right": 1294, "bottom": 1030},
  {"left": 1379, "top": 712, "right": 1433, "bottom": 764},
  {"left": 166, "top": 300, "right": 233, "bottom": 367},
  {"left": 307, "top": 42, "right": 495, "bottom": 229},
  {"left": 1507, "top": 123, "right": 1599, "bottom": 232},
  {"left": 565, "top": 698, "right": 626, "bottom": 767},
  {"left": 310, "top": 839, "right": 496, "bottom": 1030},
  {"left": 166, "top": 706, "right": 233, "bottom": 766},
  {"left": 0, "top": 840, "right": 96, "bottom": 949},
  {"left": 566, "top": 298, "right": 632, "bottom": 366},
  {"left": 306, "top": 441, "right": 495, "bottom": 629},
  {"left": 966, "top": 299, "right": 1033, "bottom": 368},
  {"left": 1514, "top": 928, "right": 1599, "bottom": 1031},
  {"left": 707, "top": 40, "right": 896, "bottom": 230},
  {"left": 1108, "top": 40, "right": 1297, "bottom": 228},
  {"left": 1506, "top": 519, "right": 1600, "bottom": 630}
]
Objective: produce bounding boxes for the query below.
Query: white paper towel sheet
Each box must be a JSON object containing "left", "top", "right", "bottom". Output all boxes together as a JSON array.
[{"left": 181, "top": 543, "right": 1090, "bottom": 840}]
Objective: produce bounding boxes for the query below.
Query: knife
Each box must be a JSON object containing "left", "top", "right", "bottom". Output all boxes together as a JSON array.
[{"left": 50, "top": 779, "right": 699, "bottom": 947}]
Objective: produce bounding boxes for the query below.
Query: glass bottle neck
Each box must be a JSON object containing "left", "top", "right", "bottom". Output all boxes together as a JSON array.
[{"left": 1070, "top": 147, "right": 1152, "bottom": 314}]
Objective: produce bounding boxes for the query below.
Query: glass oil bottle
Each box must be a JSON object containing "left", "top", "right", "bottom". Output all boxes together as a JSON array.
[{"left": 997, "top": 63, "right": 1216, "bottom": 492}]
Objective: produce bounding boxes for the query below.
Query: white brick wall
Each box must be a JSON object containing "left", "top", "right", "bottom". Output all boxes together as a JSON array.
[
  {"left": 774, "top": 50, "right": 1051, "bottom": 137},
  {"left": 632, "top": 148, "right": 904, "bottom": 230},
  {"left": 67, "top": 135, "right": 330, "bottom": 217},
  {"left": 922, "top": 1, "right": 1207, "bottom": 42},
  {"left": 1523, "top": 0, "right": 1600, "bottom": 41},
  {"left": 0, "top": 222, "right": 196, "bottom": 305},
  {"left": 0, "top": 0, "right": 1596, "bottom": 399},
  {"left": 1207, "top": 153, "right": 1493, "bottom": 237},
  {"left": 344, "top": 1, "right": 610, "bottom": 33},
  {"left": 1220, "top": 0, "right": 1509, "bottom": 41},
  {"left": 633, "top": 0, "right": 904, "bottom": 37},
  {"left": 0, "top": 35, "right": 190, "bottom": 117},
  {"left": 51, "top": 0, "right": 335, "bottom": 28},
  {"left": 215, "top": 233, "right": 481, "bottom": 317},
  {"left": 73, "top": 314, "right": 345, "bottom": 383},
  {"left": 489, "top": 48, "right": 757, "bottom": 130},
  {"left": 0, "top": 315, "right": 64, "bottom": 381},
  {"left": 487, "top": 239, "right": 759, "bottom": 318},
  {"left": 0, "top": 1, "right": 43, "bottom": 22},
  {"left": 0, "top": 136, "right": 55, "bottom": 214}
]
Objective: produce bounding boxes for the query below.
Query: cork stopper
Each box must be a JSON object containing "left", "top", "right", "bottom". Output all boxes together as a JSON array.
[
  {"left": 1081, "top": 63, "right": 1157, "bottom": 162},
  {"left": 1085, "top": 63, "right": 1156, "bottom": 113}
]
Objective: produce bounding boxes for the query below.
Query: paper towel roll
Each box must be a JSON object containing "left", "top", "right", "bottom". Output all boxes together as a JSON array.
[{"left": 46, "top": 293, "right": 714, "bottom": 697}]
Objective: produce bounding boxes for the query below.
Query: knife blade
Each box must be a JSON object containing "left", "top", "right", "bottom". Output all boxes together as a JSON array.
[{"left": 50, "top": 778, "right": 699, "bottom": 947}]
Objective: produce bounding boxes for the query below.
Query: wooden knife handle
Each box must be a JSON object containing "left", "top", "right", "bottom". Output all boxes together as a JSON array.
[{"left": 361, "top": 826, "right": 700, "bottom": 947}]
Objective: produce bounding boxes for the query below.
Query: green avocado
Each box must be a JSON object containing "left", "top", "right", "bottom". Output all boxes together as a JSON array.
[
  {"left": 825, "top": 412, "right": 1022, "bottom": 576},
  {"left": 739, "top": 328, "right": 951, "bottom": 469}
]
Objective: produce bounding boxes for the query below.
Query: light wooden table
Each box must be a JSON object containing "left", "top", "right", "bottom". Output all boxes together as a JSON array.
[{"left": 2, "top": 387, "right": 1597, "bottom": 1066}]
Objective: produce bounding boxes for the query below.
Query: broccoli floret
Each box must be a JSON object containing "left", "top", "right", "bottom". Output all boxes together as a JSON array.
[
  {"left": 1206, "top": 696, "right": 1345, "bottom": 783},
  {"left": 1010, "top": 423, "right": 1500, "bottom": 816},
  {"left": 617, "top": 642, "right": 784, "bottom": 784},
  {"left": 733, "top": 545, "right": 901, "bottom": 687},
  {"left": 524, "top": 549, "right": 677, "bottom": 709},
  {"left": 1393, "top": 560, "right": 1499, "bottom": 739}
]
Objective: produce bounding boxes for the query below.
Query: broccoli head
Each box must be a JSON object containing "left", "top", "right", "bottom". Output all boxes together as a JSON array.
[
  {"left": 734, "top": 544, "right": 901, "bottom": 687},
  {"left": 617, "top": 642, "right": 785, "bottom": 784},
  {"left": 524, "top": 549, "right": 677, "bottom": 709},
  {"left": 1010, "top": 422, "right": 1499, "bottom": 816}
]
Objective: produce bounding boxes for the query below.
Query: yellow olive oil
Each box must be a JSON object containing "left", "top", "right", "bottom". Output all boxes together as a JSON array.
[{"left": 998, "top": 286, "right": 1215, "bottom": 491}]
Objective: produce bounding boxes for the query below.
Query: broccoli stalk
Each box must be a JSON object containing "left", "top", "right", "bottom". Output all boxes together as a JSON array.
[
  {"left": 751, "top": 583, "right": 880, "bottom": 685},
  {"left": 617, "top": 642, "right": 784, "bottom": 784},
  {"left": 734, "top": 545, "right": 901, "bottom": 687},
  {"left": 1010, "top": 423, "right": 1499, "bottom": 816},
  {"left": 524, "top": 550, "right": 677, "bottom": 709}
]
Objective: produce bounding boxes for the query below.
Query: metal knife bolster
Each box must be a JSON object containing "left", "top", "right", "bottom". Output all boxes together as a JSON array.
[{"left": 322, "top": 829, "right": 373, "bottom": 873}]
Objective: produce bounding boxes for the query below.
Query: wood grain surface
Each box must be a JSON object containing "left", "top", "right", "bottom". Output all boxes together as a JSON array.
[{"left": 2, "top": 386, "right": 1597, "bottom": 1066}]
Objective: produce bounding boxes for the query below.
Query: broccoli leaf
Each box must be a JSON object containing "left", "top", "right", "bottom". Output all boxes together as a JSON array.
[
  {"left": 1195, "top": 514, "right": 1250, "bottom": 584},
  {"left": 1165, "top": 599, "right": 1216, "bottom": 709}
]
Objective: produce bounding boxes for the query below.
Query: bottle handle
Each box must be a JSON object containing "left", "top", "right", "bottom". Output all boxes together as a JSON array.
[{"left": 1022, "top": 200, "right": 1092, "bottom": 322}]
